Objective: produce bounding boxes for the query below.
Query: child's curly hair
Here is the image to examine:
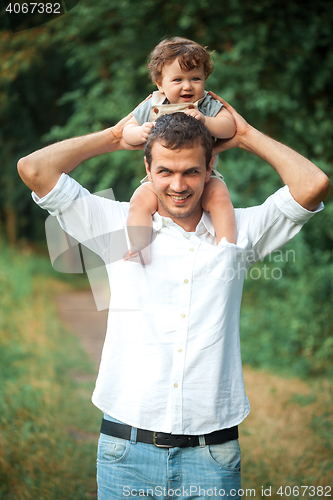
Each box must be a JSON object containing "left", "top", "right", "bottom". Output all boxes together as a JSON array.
[{"left": 147, "top": 37, "right": 214, "bottom": 83}]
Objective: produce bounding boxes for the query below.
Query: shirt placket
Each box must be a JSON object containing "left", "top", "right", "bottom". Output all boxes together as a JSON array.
[{"left": 170, "top": 231, "right": 200, "bottom": 433}]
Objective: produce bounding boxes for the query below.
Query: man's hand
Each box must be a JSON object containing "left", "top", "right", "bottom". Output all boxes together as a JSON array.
[
  {"left": 111, "top": 95, "right": 152, "bottom": 150},
  {"left": 209, "top": 91, "right": 252, "bottom": 154},
  {"left": 110, "top": 112, "right": 141, "bottom": 150},
  {"left": 17, "top": 96, "right": 153, "bottom": 197},
  {"left": 209, "top": 92, "right": 329, "bottom": 210}
]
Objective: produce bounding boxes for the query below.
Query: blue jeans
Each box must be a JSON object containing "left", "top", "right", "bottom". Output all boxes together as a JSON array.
[{"left": 97, "top": 429, "right": 241, "bottom": 499}]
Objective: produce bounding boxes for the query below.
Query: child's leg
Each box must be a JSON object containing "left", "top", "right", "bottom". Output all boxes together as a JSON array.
[
  {"left": 201, "top": 177, "right": 236, "bottom": 244},
  {"left": 124, "top": 182, "right": 158, "bottom": 264}
]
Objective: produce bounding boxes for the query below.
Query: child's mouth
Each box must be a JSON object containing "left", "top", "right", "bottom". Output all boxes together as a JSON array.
[{"left": 181, "top": 94, "right": 194, "bottom": 101}]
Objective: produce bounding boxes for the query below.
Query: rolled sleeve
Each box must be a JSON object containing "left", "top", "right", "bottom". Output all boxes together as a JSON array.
[
  {"left": 199, "top": 93, "right": 223, "bottom": 117},
  {"left": 32, "top": 173, "right": 83, "bottom": 216},
  {"left": 236, "top": 186, "right": 324, "bottom": 264},
  {"left": 133, "top": 99, "right": 151, "bottom": 125},
  {"left": 32, "top": 173, "right": 129, "bottom": 259},
  {"left": 273, "top": 185, "right": 324, "bottom": 223}
]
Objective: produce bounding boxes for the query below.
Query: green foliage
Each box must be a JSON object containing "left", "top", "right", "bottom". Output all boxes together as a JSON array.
[
  {"left": 240, "top": 233, "right": 333, "bottom": 377},
  {"left": 0, "top": 0, "right": 332, "bottom": 376},
  {"left": 0, "top": 245, "right": 99, "bottom": 499},
  {"left": 1, "top": 0, "right": 332, "bottom": 209}
]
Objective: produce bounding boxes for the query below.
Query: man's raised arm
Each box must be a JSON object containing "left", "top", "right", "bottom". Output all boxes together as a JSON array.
[
  {"left": 210, "top": 92, "right": 330, "bottom": 211},
  {"left": 17, "top": 112, "right": 140, "bottom": 199}
]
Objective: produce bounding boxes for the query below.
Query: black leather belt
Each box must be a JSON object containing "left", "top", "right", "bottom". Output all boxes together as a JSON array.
[{"left": 100, "top": 419, "right": 238, "bottom": 448}]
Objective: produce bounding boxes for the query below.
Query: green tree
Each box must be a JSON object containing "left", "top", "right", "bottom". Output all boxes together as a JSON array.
[{"left": 0, "top": 0, "right": 331, "bottom": 374}]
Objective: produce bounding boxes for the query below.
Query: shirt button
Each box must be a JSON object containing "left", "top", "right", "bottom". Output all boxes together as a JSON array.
[
  {"left": 183, "top": 233, "right": 189, "bottom": 238},
  {"left": 181, "top": 313, "right": 186, "bottom": 318},
  {"left": 153, "top": 107, "right": 159, "bottom": 114},
  {"left": 178, "top": 349, "right": 182, "bottom": 353},
  {"left": 184, "top": 279, "right": 188, "bottom": 284},
  {"left": 174, "top": 383, "right": 178, "bottom": 388},
  {"left": 190, "top": 248, "right": 194, "bottom": 252}
]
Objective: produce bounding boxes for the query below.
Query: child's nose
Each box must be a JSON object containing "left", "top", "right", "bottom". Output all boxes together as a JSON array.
[{"left": 182, "top": 80, "right": 192, "bottom": 90}]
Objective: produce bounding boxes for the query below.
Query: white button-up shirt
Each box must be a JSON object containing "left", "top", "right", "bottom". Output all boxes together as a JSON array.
[{"left": 33, "top": 174, "right": 323, "bottom": 435}]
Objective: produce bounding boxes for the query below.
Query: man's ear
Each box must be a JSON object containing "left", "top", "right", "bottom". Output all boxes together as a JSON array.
[
  {"left": 144, "top": 157, "right": 153, "bottom": 182},
  {"left": 205, "top": 156, "right": 214, "bottom": 183}
]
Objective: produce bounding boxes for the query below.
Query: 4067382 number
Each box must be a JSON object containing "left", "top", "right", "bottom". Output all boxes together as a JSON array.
[
  {"left": 5, "top": 3, "right": 61, "bottom": 14},
  {"left": 277, "top": 486, "right": 332, "bottom": 497}
]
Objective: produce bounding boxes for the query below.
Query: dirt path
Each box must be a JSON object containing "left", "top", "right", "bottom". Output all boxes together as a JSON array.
[
  {"left": 55, "top": 288, "right": 107, "bottom": 371},
  {"left": 55, "top": 287, "right": 331, "bottom": 492}
]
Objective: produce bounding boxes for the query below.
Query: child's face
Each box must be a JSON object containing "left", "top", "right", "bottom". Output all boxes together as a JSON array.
[{"left": 156, "top": 58, "right": 205, "bottom": 104}]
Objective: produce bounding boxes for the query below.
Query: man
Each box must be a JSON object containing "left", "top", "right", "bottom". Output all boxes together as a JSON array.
[{"left": 18, "top": 94, "right": 329, "bottom": 499}]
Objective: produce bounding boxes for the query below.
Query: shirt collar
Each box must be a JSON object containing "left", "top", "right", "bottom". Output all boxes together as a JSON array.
[
  {"left": 152, "top": 210, "right": 215, "bottom": 237},
  {"left": 153, "top": 90, "right": 208, "bottom": 107},
  {"left": 199, "top": 211, "right": 215, "bottom": 236}
]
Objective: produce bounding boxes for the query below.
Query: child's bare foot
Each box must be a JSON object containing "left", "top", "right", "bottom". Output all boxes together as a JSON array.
[
  {"left": 124, "top": 226, "right": 152, "bottom": 265},
  {"left": 123, "top": 245, "right": 151, "bottom": 265}
]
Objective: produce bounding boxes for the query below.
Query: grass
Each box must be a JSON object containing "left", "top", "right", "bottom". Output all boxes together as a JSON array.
[
  {"left": 240, "top": 367, "right": 333, "bottom": 498},
  {"left": 0, "top": 243, "right": 100, "bottom": 499}
]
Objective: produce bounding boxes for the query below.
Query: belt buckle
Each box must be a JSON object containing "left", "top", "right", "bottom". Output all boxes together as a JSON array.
[{"left": 153, "top": 432, "right": 173, "bottom": 448}]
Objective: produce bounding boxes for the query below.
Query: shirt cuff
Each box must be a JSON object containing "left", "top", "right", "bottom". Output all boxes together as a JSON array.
[
  {"left": 273, "top": 185, "right": 324, "bottom": 224},
  {"left": 31, "top": 173, "right": 82, "bottom": 216}
]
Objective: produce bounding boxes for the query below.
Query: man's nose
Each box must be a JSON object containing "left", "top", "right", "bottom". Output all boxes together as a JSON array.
[{"left": 170, "top": 175, "right": 187, "bottom": 192}]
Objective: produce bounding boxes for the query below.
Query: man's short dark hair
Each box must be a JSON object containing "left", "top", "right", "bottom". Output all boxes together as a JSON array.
[{"left": 144, "top": 113, "right": 213, "bottom": 169}]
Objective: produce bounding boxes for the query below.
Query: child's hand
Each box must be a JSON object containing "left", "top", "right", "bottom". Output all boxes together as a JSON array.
[
  {"left": 184, "top": 108, "right": 205, "bottom": 123},
  {"left": 140, "top": 122, "right": 155, "bottom": 142}
]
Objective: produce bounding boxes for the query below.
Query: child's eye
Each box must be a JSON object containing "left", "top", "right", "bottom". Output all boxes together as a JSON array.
[
  {"left": 192, "top": 77, "right": 201, "bottom": 81},
  {"left": 173, "top": 78, "right": 182, "bottom": 82}
]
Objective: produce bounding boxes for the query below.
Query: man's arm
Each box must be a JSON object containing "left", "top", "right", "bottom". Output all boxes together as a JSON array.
[
  {"left": 210, "top": 92, "right": 330, "bottom": 211},
  {"left": 17, "top": 112, "right": 141, "bottom": 199}
]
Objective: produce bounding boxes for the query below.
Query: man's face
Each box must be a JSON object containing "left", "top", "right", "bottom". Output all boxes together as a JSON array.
[{"left": 145, "top": 141, "right": 213, "bottom": 231}]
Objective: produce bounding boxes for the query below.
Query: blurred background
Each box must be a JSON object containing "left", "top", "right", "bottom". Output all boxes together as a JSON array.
[{"left": 0, "top": 0, "right": 332, "bottom": 498}]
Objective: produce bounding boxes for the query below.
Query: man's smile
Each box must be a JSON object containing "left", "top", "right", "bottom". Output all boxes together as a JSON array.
[{"left": 168, "top": 193, "right": 191, "bottom": 204}]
